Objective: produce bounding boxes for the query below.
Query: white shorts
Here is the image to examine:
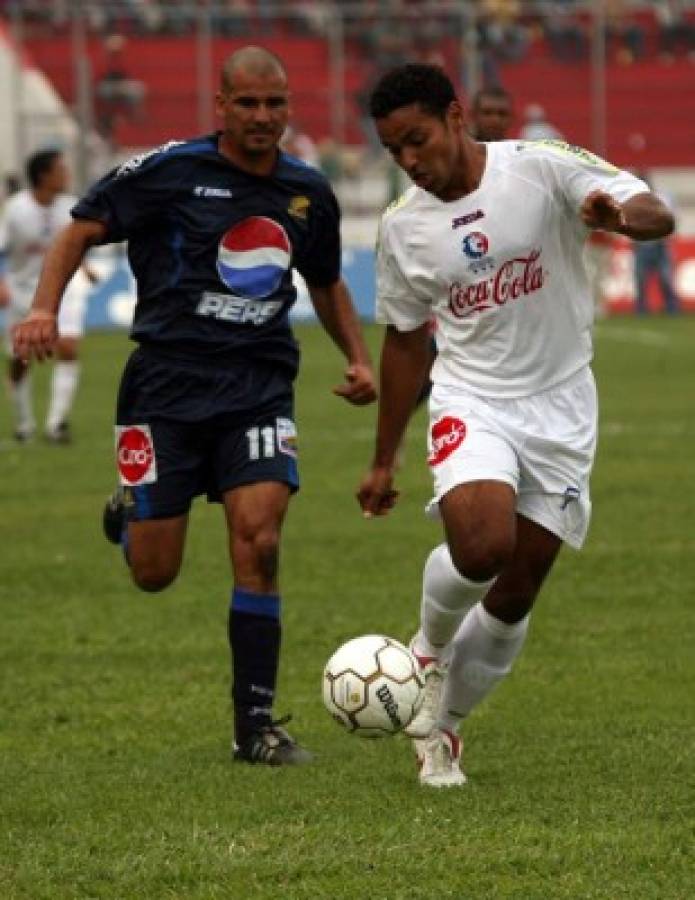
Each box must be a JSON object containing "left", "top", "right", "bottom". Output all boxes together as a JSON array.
[
  {"left": 4, "top": 280, "right": 87, "bottom": 353},
  {"left": 426, "top": 368, "right": 598, "bottom": 549}
]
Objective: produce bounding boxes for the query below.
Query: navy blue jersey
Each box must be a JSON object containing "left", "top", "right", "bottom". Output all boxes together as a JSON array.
[{"left": 72, "top": 134, "right": 342, "bottom": 376}]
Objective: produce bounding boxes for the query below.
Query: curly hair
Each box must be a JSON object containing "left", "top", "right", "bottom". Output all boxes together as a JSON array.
[{"left": 368, "top": 64, "right": 456, "bottom": 120}]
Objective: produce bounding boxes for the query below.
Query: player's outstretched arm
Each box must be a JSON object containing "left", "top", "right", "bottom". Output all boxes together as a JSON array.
[
  {"left": 581, "top": 190, "right": 675, "bottom": 241},
  {"left": 357, "top": 322, "right": 432, "bottom": 519},
  {"left": 12, "top": 219, "right": 107, "bottom": 362},
  {"left": 307, "top": 279, "right": 377, "bottom": 406}
]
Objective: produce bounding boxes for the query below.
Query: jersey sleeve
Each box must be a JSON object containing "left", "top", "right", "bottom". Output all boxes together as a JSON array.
[
  {"left": 293, "top": 184, "right": 342, "bottom": 287},
  {"left": 71, "top": 153, "right": 178, "bottom": 243},
  {"left": 375, "top": 217, "right": 431, "bottom": 331},
  {"left": 537, "top": 141, "right": 649, "bottom": 210}
]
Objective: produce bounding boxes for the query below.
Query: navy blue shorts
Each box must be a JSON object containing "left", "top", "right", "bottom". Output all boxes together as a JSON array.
[{"left": 114, "top": 348, "right": 299, "bottom": 520}]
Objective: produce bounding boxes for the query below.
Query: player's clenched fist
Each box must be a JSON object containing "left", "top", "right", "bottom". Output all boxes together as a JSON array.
[
  {"left": 12, "top": 310, "right": 58, "bottom": 362},
  {"left": 581, "top": 190, "right": 627, "bottom": 232},
  {"left": 357, "top": 466, "right": 400, "bottom": 519},
  {"left": 333, "top": 362, "right": 377, "bottom": 406}
]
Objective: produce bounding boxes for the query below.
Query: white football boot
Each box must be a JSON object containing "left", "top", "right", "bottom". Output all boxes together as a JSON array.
[
  {"left": 403, "top": 639, "right": 446, "bottom": 739},
  {"left": 416, "top": 728, "right": 467, "bottom": 788}
]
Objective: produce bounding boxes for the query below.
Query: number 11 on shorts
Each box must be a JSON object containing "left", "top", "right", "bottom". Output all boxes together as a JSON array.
[{"left": 246, "top": 425, "right": 276, "bottom": 460}]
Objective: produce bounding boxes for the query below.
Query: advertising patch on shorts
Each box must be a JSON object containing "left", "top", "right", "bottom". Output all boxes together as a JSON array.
[
  {"left": 276, "top": 417, "right": 298, "bottom": 458},
  {"left": 115, "top": 424, "right": 158, "bottom": 486},
  {"left": 428, "top": 416, "right": 467, "bottom": 466}
]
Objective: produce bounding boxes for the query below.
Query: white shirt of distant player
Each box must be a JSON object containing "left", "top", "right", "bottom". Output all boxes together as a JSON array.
[
  {"left": 0, "top": 189, "right": 80, "bottom": 312},
  {"left": 377, "top": 140, "right": 649, "bottom": 399}
]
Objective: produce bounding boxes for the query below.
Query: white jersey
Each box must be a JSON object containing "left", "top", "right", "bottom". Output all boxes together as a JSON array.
[
  {"left": 376, "top": 140, "right": 648, "bottom": 398},
  {"left": 0, "top": 189, "right": 79, "bottom": 312}
]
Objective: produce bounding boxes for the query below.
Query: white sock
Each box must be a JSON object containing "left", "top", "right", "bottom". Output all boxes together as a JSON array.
[
  {"left": 10, "top": 373, "right": 35, "bottom": 436},
  {"left": 413, "top": 544, "right": 496, "bottom": 661},
  {"left": 438, "top": 603, "right": 529, "bottom": 732},
  {"left": 46, "top": 361, "right": 80, "bottom": 432}
]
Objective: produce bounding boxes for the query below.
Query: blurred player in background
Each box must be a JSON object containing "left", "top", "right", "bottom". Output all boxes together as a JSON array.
[
  {"left": 358, "top": 64, "right": 674, "bottom": 788},
  {"left": 14, "top": 47, "right": 376, "bottom": 767},
  {"left": 0, "top": 150, "right": 96, "bottom": 443},
  {"left": 469, "top": 85, "right": 513, "bottom": 142}
]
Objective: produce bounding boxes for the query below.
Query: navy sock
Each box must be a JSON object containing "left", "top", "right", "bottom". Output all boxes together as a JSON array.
[{"left": 228, "top": 588, "right": 281, "bottom": 744}]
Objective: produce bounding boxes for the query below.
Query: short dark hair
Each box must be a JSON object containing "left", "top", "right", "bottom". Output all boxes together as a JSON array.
[
  {"left": 472, "top": 86, "right": 512, "bottom": 110},
  {"left": 369, "top": 64, "right": 456, "bottom": 120},
  {"left": 26, "top": 149, "right": 62, "bottom": 188}
]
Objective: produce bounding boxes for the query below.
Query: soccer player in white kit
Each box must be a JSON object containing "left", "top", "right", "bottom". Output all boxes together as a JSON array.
[
  {"left": 0, "top": 150, "right": 94, "bottom": 442},
  {"left": 357, "top": 65, "right": 675, "bottom": 787}
]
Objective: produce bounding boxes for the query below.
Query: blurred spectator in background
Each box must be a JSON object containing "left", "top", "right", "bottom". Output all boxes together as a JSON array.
[
  {"left": 654, "top": 0, "right": 695, "bottom": 61},
  {"left": 281, "top": 124, "right": 320, "bottom": 168},
  {"left": 469, "top": 86, "right": 513, "bottom": 141},
  {"left": 317, "top": 138, "right": 342, "bottom": 184},
  {"left": 95, "top": 35, "right": 146, "bottom": 148},
  {"left": 519, "top": 103, "right": 563, "bottom": 141},
  {"left": 605, "top": 0, "right": 646, "bottom": 64},
  {"left": 477, "top": 0, "right": 528, "bottom": 64},
  {"left": 211, "top": 1, "right": 253, "bottom": 38},
  {"left": 632, "top": 172, "right": 680, "bottom": 315},
  {"left": 544, "top": 2, "right": 588, "bottom": 61},
  {"left": 4, "top": 174, "right": 21, "bottom": 200}
]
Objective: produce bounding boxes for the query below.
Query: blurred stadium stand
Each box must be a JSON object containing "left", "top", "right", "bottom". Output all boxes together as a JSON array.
[{"left": 1, "top": 1, "right": 694, "bottom": 316}]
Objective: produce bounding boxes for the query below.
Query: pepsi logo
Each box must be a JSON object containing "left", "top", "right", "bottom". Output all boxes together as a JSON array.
[
  {"left": 216, "top": 216, "right": 291, "bottom": 299},
  {"left": 428, "top": 416, "right": 467, "bottom": 466},
  {"left": 116, "top": 425, "right": 156, "bottom": 485}
]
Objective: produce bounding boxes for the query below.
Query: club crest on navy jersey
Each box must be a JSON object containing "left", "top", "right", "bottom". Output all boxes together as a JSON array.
[{"left": 216, "top": 216, "right": 292, "bottom": 299}]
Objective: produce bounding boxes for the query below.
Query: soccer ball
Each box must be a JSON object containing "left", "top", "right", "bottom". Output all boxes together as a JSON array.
[{"left": 322, "top": 634, "right": 425, "bottom": 737}]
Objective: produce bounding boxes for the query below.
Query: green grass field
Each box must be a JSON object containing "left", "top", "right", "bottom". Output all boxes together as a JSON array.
[{"left": 1, "top": 318, "right": 693, "bottom": 899}]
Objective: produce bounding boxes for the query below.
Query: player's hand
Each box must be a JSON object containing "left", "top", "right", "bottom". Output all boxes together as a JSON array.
[
  {"left": 357, "top": 466, "right": 400, "bottom": 519},
  {"left": 333, "top": 362, "right": 377, "bottom": 406},
  {"left": 12, "top": 310, "right": 58, "bottom": 362},
  {"left": 581, "top": 190, "right": 627, "bottom": 232},
  {"left": 0, "top": 282, "right": 10, "bottom": 309}
]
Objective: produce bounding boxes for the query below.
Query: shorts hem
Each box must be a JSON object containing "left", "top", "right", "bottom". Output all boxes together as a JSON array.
[
  {"left": 517, "top": 507, "right": 587, "bottom": 550},
  {"left": 425, "top": 473, "right": 518, "bottom": 519},
  {"left": 130, "top": 505, "right": 192, "bottom": 522}
]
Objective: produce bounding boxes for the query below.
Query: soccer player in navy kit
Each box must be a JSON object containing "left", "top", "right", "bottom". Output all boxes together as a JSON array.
[{"left": 13, "top": 47, "right": 377, "bottom": 765}]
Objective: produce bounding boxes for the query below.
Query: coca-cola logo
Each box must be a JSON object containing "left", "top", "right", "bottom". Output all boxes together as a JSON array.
[
  {"left": 449, "top": 249, "right": 546, "bottom": 318},
  {"left": 116, "top": 425, "right": 156, "bottom": 485},
  {"left": 428, "top": 416, "right": 467, "bottom": 466}
]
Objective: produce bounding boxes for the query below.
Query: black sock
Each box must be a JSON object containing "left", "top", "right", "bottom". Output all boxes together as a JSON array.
[{"left": 228, "top": 588, "right": 281, "bottom": 744}]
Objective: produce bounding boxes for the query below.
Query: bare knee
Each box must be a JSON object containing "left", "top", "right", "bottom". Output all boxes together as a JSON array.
[
  {"left": 232, "top": 528, "right": 281, "bottom": 591},
  {"left": 441, "top": 482, "right": 517, "bottom": 583},
  {"left": 126, "top": 517, "right": 187, "bottom": 593},
  {"left": 130, "top": 563, "right": 179, "bottom": 593},
  {"left": 448, "top": 538, "right": 514, "bottom": 583}
]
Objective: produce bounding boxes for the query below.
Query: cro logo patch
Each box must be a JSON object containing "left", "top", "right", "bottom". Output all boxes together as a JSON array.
[
  {"left": 115, "top": 424, "right": 157, "bottom": 486},
  {"left": 428, "top": 416, "right": 467, "bottom": 466}
]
